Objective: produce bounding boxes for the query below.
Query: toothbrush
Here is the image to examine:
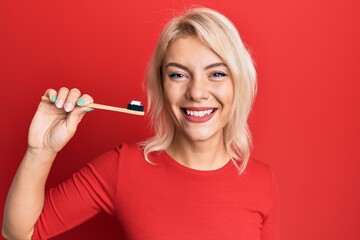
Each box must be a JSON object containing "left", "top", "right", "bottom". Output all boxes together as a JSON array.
[{"left": 41, "top": 96, "right": 145, "bottom": 116}]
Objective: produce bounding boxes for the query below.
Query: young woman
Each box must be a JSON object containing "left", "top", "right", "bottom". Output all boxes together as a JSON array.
[{"left": 3, "top": 7, "right": 278, "bottom": 240}]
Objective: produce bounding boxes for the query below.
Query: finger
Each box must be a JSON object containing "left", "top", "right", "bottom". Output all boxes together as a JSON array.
[
  {"left": 67, "top": 94, "right": 95, "bottom": 128},
  {"left": 69, "top": 93, "right": 95, "bottom": 120},
  {"left": 75, "top": 94, "right": 94, "bottom": 108},
  {"left": 44, "top": 89, "right": 58, "bottom": 103},
  {"left": 55, "top": 87, "right": 69, "bottom": 109},
  {"left": 63, "top": 88, "right": 81, "bottom": 112}
]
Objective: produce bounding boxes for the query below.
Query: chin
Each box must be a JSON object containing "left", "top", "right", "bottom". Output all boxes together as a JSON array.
[{"left": 183, "top": 129, "right": 218, "bottom": 143}]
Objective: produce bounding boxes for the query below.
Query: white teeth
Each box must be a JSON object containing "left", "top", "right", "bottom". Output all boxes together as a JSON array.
[{"left": 185, "top": 109, "right": 214, "bottom": 117}]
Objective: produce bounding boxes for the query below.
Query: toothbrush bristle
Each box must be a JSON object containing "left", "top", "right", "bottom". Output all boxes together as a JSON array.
[{"left": 127, "top": 100, "right": 144, "bottom": 112}]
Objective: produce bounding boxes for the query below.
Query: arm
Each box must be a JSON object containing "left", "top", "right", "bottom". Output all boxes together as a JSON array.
[
  {"left": 32, "top": 148, "right": 120, "bottom": 238},
  {"left": 261, "top": 172, "right": 280, "bottom": 240},
  {"left": 2, "top": 87, "right": 94, "bottom": 240}
]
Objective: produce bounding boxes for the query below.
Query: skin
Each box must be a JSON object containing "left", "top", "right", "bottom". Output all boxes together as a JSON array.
[
  {"left": 2, "top": 87, "right": 94, "bottom": 239},
  {"left": 163, "top": 36, "right": 234, "bottom": 170}
]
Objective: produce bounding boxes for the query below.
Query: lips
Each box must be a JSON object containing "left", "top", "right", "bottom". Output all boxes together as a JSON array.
[{"left": 181, "top": 107, "right": 217, "bottom": 123}]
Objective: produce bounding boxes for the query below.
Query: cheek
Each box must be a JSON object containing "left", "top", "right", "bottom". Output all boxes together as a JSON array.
[
  {"left": 215, "top": 82, "right": 234, "bottom": 106},
  {"left": 163, "top": 81, "right": 187, "bottom": 105},
  {"left": 163, "top": 82, "right": 183, "bottom": 114},
  {"left": 163, "top": 80, "right": 172, "bottom": 100},
  {"left": 226, "top": 81, "right": 235, "bottom": 104},
  {"left": 163, "top": 83, "right": 175, "bottom": 106}
]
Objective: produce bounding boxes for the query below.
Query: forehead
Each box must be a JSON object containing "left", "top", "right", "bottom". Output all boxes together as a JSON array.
[{"left": 163, "top": 36, "right": 224, "bottom": 67}]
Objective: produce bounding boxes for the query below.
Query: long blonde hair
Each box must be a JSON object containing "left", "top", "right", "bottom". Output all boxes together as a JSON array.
[{"left": 141, "top": 7, "right": 257, "bottom": 173}]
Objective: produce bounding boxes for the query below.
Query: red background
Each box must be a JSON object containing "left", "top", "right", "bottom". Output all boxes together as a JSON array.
[{"left": 1, "top": 0, "right": 359, "bottom": 239}]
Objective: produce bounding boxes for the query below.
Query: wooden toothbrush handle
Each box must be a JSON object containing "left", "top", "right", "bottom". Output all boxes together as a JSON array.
[{"left": 41, "top": 96, "right": 144, "bottom": 116}]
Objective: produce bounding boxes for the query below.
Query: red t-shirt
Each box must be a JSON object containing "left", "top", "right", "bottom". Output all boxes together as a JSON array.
[{"left": 33, "top": 144, "right": 279, "bottom": 239}]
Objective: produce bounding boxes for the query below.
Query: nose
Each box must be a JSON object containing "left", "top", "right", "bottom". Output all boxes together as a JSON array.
[{"left": 185, "top": 75, "right": 210, "bottom": 102}]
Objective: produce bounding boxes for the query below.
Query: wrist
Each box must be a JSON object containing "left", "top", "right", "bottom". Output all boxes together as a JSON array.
[{"left": 25, "top": 147, "right": 57, "bottom": 164}]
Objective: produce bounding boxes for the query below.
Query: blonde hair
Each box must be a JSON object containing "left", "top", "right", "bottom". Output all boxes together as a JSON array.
[{"left": 141, "top": 7, "right": 257, "bottom": 173}]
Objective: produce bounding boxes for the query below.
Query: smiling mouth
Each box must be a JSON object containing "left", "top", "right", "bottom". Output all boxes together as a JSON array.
[{"left": 182, "top": 108, "right": 216, "bottom": 118}]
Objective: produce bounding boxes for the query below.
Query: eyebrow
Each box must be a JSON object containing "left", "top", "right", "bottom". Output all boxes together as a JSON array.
[{"left": 164, "top": 62, "right": 228, "bottom": 71}]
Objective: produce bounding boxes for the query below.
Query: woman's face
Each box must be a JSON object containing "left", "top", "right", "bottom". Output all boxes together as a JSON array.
[{"left": 162, "top": 36, "right": 234, "bottom": 144}]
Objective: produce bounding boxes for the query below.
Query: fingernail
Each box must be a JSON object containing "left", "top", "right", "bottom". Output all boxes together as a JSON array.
[
  {"left": 55, "top": 99, "right": 64, "bottom": 108},
  {"left": 64, "top": 102, "right": 72, "bottom": 112},
  {"left": 84, "top": 108, "right": 94, "bottom": 112},
  {"left": 51, "top": 96, "right": 57, "bottom": 102},
  {"left": 77, "top": 98, "right": 85, "bottom": 106}
]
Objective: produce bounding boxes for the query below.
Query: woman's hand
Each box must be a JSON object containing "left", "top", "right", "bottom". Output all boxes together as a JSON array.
[
  {"left": 2, "top": 87, "right": 95, "bottom": 240},
  {"left": 28, "top": 87, "right": 94, "bottom": 155}
]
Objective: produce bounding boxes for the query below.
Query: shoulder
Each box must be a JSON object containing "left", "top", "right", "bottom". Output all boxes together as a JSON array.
[
  {"left": 87, "top": 143, "right": 144, "bottom": 171},
  {"left": 92, "top": 143, "right": 143, "bottom": 160},
  {"left": 240, "top": 159, "right": 276, "bottom": 192},
  {"left": 118, "top": 143, "right": 144, "bottom": 156},
  {"left": 245, "top": 159, "right": 273, "bottom": 176}
]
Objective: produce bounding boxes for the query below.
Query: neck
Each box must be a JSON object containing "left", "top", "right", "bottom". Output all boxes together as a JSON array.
[{"left": 166, "top": 131, "right": 230, "bottom": 171}]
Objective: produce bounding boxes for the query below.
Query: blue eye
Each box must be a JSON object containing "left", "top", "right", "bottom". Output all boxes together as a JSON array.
[
  {"left": 168, "top": 73, "right": 186, "bottom": 79},
  {"left": 210, "top": 72, "right": 228, "bottom": 78},
  {"left": 209, "top": 72, "right": 228, "bottom": 80}
]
